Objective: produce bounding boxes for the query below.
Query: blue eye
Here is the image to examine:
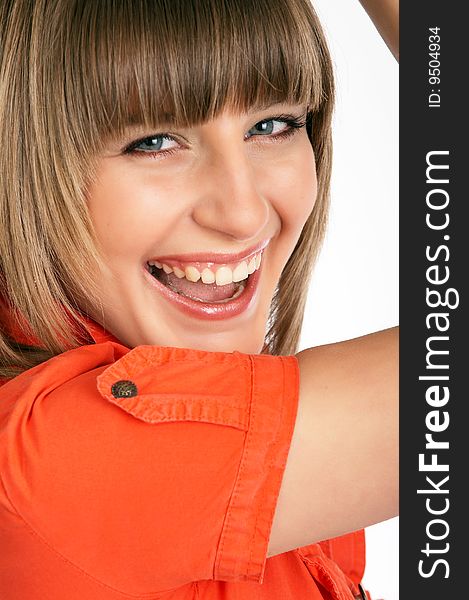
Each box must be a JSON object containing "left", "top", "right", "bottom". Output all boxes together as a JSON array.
[
  {"left": 245, "top": 115, "right": 307, "bottom": 141},
  {"left": 123, "top": 112, "right": 308, "bottom": 158},
  {"left": 137, "top": 136, "right": 164, "bottom": 151},
  {"left": 126, "top": 135, "right": 178, "bottom": 155},
  {"left": 247, "top": 119, "right": 286, "bottom": 137}
]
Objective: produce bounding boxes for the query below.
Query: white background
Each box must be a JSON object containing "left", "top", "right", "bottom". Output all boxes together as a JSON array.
[{"left": 298, "top": 1, "right": 399, "bottom": 599}]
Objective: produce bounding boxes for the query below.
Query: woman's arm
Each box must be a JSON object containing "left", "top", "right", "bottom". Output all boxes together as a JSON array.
[
  {"left": 359, "top": 0, "right": 399, "bottom": 60},
  {"left": 268, "top": 327, "right": 398, "bottom": 556}
]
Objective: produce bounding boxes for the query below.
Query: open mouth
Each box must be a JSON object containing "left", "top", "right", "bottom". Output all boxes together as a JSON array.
[
  {"left": 148, "top": 267, "right": 247, "bottom": 303},
  {"left": 145, "top": 249, "right": 263, "bottom": 304},
  {"left": 143, "top": 245, "right": 266, "bottom": 319}
]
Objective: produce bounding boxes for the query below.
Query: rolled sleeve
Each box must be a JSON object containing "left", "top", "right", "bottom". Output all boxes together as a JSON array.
[
  {"left": 213, "top": 353, "right": 299, "bottom": 582},
  {"left": 1, "top": 343, "right": 299, "bottom": 594}
]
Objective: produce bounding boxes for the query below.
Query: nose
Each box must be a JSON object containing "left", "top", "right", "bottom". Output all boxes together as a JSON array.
[{"left": 191, "top": 146, "right": 270, "bottom": 242}]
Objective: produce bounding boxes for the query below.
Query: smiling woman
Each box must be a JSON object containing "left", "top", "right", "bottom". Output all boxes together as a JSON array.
[
  {"left": 0, "top": 0, "right": 333, "bottom": 365},
  {"left": 83, "top": 102, "right": 317, "bottom": 350},
  {"left": 0, "top": 1, "right": 397, "bottom": 599}
]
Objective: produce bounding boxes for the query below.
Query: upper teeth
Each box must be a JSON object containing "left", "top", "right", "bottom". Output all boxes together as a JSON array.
[{"left": 148, "top": 251, "right": 263, "bottom": 285}]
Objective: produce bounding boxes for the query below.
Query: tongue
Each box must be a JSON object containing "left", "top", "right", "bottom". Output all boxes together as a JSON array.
[{"left": 159, "top": 271, "right": 239, "bottom": 302}]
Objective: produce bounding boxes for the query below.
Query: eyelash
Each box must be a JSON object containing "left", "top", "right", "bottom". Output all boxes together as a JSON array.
[{"left": 122, "top": 113, "right": 309, "bottom": 159}]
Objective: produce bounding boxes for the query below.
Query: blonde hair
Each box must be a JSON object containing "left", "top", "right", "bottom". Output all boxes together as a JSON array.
[{"left": 0, "top": 0, "right": 334, "bottom": 379}]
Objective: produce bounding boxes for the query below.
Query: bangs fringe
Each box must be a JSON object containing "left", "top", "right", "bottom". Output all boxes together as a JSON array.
[{"left": 54, "top": 0, "right": 326, "bottom": 149}]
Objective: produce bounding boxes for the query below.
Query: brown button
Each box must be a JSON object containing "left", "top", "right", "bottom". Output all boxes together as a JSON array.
[{"left": 111, "top": 380, "right": 138, "bottom": 398}]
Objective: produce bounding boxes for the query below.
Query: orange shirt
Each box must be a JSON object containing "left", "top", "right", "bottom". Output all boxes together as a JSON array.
[{"left": 0, "top": 303, "right": 367, "bottom": 599}]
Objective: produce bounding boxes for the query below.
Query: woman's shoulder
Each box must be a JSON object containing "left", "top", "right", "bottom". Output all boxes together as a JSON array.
[
  {"left": 0, "top": 340, "right": 127, "bottom": 398},
  {"left": 0, "top": 342, "right": 132, "bottom": 460},
  {"left": 0, "top": 341, "right": 301, "bottom": 595},
  {"left": 0, "top": 340, "right": 298, "bottom": 440}
]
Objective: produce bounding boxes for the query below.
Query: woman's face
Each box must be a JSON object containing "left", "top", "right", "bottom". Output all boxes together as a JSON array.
[{"left": 84, "top": 102, "right": 317, "bottom": 353}]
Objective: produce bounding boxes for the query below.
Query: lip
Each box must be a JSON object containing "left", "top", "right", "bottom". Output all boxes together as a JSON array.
[
  {"left": 148, "top": 239, "right": 270, "bottom": 267},
  {"left": 143, "top": 257, "right": 263, "bottom": 320}
]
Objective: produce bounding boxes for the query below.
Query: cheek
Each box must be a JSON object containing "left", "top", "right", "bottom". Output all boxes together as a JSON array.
[
  {"left": 87, "top": 162, "right": 181, "bottom": 262},
  {"left": 269, "top": 143, "right": 318, "bottom": 234}
]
